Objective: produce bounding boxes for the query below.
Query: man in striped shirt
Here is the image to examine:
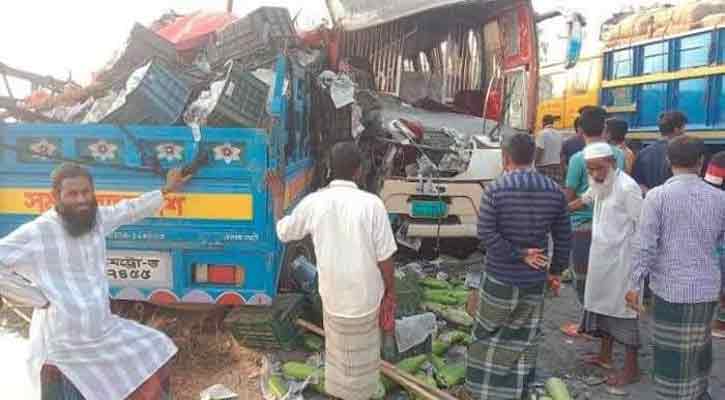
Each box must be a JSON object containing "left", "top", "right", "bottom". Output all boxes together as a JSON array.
[
  {"left": 627, "top": 136, "right": 725, "bottom": 400},
  {"left": 465, "top": 133, "right": 571, "bottom": 400}
]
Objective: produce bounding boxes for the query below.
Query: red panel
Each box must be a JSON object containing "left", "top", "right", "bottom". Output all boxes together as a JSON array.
[
  {"left": 207, "top": 266, "right": 236, "bottom": 284},
  {"left": 502, "top": 4, "right": 533, "bottom": 70}
]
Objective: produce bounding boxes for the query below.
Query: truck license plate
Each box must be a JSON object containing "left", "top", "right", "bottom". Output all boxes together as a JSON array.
[{"left": 106, "top": 250, "right": 172, "bottom": 287}]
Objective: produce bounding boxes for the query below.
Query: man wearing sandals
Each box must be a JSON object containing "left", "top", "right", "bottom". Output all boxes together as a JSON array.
[{"left": 569, "top": 143, "right": 643, "bottom": 386}]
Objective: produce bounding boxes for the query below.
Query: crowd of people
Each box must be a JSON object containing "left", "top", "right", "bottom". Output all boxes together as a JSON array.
[{"left": 465, "top": 106, "right": 724, "bottom": 400}]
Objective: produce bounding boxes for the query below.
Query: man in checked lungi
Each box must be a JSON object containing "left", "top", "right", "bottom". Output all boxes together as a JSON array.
[
  {"left": 627, "top": 136, "right": 725, "bottom": 400},
  {"left": 276, "top": 142, "right": 397, "bottom": 400},
  {"left": 568, "top": 143, "right": 643, "bottom": 386},
  {"left": 464, "top": 133, "right": 571, "bottom": 400},
  {"left": 0, "top": 163, "right": 189, "bottom": 400}
]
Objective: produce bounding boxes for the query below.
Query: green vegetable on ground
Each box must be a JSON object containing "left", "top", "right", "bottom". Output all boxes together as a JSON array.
[
  {"left": 439, "top": 307, "right": 474, "bottom": 327},
  {"left": 429, "top": 354, "right": 446, "bottom": 371},
  {"left": 432, "top": 339, "right": 450, "bottom": 356},
  {"left": 439, "top": 330, "right": 470, "bottom": 345},
  {"left": 282, "top": 361, "right": 318, "bottom": 381},
  {"left": 396, "top": 354, "right": 428, "bottom": 373},
  {"left": 436, "top": 363, "right": 466, "bottom": 388},
  {"left": 545, "top": 378, "right": 572, "bottom": 400},
  {"left": 267, "top": 375, "right": 289, "bottom": 399},
  {"left": 423, "top": 289, "right": 459, "bottom": 305},
  {"left": 303, "top": 333, "right": 324, "bottom": 352},
  {"left": 420, "top": 278, "right": 451, "bottom": 290}
]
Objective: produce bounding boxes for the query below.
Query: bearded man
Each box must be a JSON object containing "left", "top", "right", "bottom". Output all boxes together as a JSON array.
[
  {"left": 0, "top": 163, "right": 189, "bottom": 400},
  {"left": 569, "top": 143, "right": 643, "bottom": 386}
]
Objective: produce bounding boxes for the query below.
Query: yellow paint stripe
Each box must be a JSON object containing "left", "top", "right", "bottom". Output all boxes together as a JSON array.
[
  {"left": 627, "top": 131, "right": 725, "bottom": 140},
  {"left": 602, "top": 65, "right": 725, "bottom": 88},
  {"left": 0, "top": 189, "right": 253, "bottom": 220}
]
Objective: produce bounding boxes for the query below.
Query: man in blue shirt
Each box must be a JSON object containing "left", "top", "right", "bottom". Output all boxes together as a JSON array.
[
  {"left": 631, "top": 111, "right": 687, "bottom": 196},
  {"left": 562, "top": 106, "right": 625, "bottom": 337},
  {"left": 465, "top": 133, "right": 571, "bottom": 400}
]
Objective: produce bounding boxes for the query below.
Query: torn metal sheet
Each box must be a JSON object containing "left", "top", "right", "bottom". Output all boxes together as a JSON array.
[{"left": 327, "top": 0, "right": 498, "bottom": 31}]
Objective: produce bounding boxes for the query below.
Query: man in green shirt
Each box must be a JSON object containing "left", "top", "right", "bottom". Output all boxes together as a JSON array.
[{"left": 561, "top": 106, "right": 625, "bottom": 338}]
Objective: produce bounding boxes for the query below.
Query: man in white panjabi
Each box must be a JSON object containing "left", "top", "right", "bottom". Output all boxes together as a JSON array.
[
  {"left": 569, "top": 142, "right": 644, "bottom": 387},
  {"left": 275, "top": 142, "right": 397, "bottom": 400},
  {"left": 0, "top": 163, "right": 189, "bottom": 400}
]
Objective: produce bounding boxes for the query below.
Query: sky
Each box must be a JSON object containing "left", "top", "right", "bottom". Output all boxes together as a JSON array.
[{"left": 1, "top": 0, "right": 680, "bottom": 97}]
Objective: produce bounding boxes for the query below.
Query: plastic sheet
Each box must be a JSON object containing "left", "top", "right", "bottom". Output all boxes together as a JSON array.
[{"left": 395, "top": 312, "right": 437, "bottom": 353}]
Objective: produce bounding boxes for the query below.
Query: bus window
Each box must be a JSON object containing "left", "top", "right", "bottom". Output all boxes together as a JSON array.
[
  {"left": 678, "top": 33, "right": 712, "bottom": 69},
  {"left": 643, "top": 41, "right": 669, "bottom": 75},
  {"left": 612, "top": 48, "right": 634, "bottom": 79},
  {"left": 717, "top": 77, "right": 725, "bottom": 125},
  {"left": 539, "top": 71, "right": 566, "bottom": 101},
  {"left": 676, "top": 78, "right": 708, "bottom": 125},
  {"left": 639, "top": 82, "right": 667, "bottom": 127}
]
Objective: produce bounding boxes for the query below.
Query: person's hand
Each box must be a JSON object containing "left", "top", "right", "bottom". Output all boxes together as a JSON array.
[
  {"left": 466, "top": 289, "right": 479, "bottom": 318},
  {"left": 548, "top": 274, "right": 561, "bottom": 297},
  {"left": 162, "top": 167, "right": 191, "bottom": 194},
  {"left": 523, "top": 248, "right": 549, "bottom": 271},
  {"left": 625, "top": 290, "right": 641, "bottom": 313},
  {"left": 379, "top": 292, "right": 396, "bottom": 333}
]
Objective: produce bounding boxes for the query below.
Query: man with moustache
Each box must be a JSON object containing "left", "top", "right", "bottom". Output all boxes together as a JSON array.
[
  {"left": 569, "top": 143, "right": 643, "bottom": 386},
  {"left": 0, "top": 163, "right": 189, "bottom": 400}
]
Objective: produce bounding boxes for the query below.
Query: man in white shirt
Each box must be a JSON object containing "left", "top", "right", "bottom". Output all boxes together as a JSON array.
[
  {"left": 535, "top": 114, "right": 564, "bottom": 185},
  {"left": 0, "top": 163, "right": 189, "bottom": 400},
  {"left": 276, "top": 142, "right": 397, "bottom": 400},
  {"left": 569, "top": 143, "right": 643, "bottom": 387}
]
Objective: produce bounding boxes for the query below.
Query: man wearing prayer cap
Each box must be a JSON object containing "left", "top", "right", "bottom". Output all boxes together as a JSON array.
[{"left": 569, "top": 141, "right": 644, "bottom": 386}]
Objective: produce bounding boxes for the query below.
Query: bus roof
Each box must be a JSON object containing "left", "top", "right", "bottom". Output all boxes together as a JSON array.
[{"left": 327, "top": 0, "right": 504, "bottom": 31}]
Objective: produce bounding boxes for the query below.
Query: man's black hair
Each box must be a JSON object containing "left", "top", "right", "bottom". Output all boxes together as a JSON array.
[
  {"left": 658, "top": 111, "right": 687, "bottom": 136},
  {"left": 542, "top": 115, "right": 556, "bottom": 126},
  {"left": 51, "top": 163, "right": 94, "bottom": 193},
  {"left": 667, "top": 135, "right": 705, "bottom": 169},
  {"left": 580, "top": 106, "right": 607, "bottom": 138},
  {"left": 330, "top": 142, "right": 362, "bottom": 181},
  {"left": 503, "top": 133, "right": 535, "bottom": 165},
  {"left": 606, "top": 118, "right": 629, "bottom": 143},
  {"left": 574, "top": 117, "right": 581, "bottom": 132}
]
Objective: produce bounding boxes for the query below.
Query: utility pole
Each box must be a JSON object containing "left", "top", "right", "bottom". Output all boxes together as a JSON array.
[{"left": 226, "top": 0, "right": 233, "bottom": 13}]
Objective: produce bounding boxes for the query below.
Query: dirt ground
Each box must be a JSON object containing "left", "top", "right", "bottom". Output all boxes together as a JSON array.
[{"left": 2, "top": 284, "right": 724, "bottom": 399}]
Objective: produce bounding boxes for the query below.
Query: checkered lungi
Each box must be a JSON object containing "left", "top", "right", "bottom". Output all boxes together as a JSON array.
[
  {"left": 571, "top": 222, "right": 592, "bottom": 305},
  {"left": 652, "top": 295, "right": 718, "bottom": 400},
  {"left": 465, "top": 273, "right": 545, "bottom": 400},
  {"left": 323, "top": 308, "right": 381, "bottom": 400},
  {"left": 580, "top": 311, "right": 641, "bottom": 348},
  {"left": 40, "top": 359, "right": 173, "bottom": 400},
  {"left": 537, "top": 164, "right": 563, "bottom": 186}
]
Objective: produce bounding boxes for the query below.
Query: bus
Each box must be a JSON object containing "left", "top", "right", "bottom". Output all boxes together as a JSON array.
[{"left": 327, "top": 0, "right": 585, "bottom": 247}]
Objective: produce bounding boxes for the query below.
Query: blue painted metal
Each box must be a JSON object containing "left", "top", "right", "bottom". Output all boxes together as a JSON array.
[
  {"left": 0, "top": 54, "right": 316, "bottom": 306},
  {"left": 602, "top": 26, "right": 725, "bottom": 145}
]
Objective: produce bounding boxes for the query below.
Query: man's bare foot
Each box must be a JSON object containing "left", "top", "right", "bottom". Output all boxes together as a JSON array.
[
  {"left": 606, "top": 369, "right": 640, "bottom": 386},
  {"left": 581, "top": 354, "right": 613, "bottom": 370}
]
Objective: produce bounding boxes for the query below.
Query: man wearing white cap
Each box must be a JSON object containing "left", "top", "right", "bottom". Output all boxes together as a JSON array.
[{"left": 569, "top": 142, "right": 643, "bottom": 387}]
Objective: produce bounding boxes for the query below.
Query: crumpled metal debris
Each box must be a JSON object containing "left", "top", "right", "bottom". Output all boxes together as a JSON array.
[{"left": 317, "top": 71, "right": 355, "bottom": 109}]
